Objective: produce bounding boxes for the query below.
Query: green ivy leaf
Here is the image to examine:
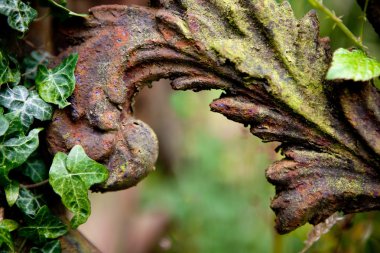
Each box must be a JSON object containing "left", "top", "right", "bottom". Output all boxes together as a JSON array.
[
  {"left": 0, "top": 51, "right": 20, "bottom": 86},
  {"left": 30, "top": 240, "right": 61, "bottom": 253},
  {"left": 0, "top": 220, "right": 18, "bottom": 253},
  {"left": 21, "top": 156, "right": 48, "bottom": 183},
  {"left": 3, "top": 111, "right": 25, "bottom": 137},
  {"left": 326, "top": 48, "right": 380, "bottom": 81},
  {"left": 18, "top": 206, "right": 68, "bottom": 243},
  {"left": 0, "top": 86, "right": 53, "bottom": 129},
  {"left": 0, "top": 113, "right": 9, "bottom": 137},
  {"left": 36, "top": 54, "right": 78, "bottom": 108},
  {"left": 0, "top": 220, "right": 18, "bottom": 232},
  {"left": 0, "top": 0, "right": 38, "bottom": 32},
  {"left": 16, "top": 188, "right": 45, "bottom": 217},
  {"left": 49, "top": 145, "right": 109, "bottom": 228},
  {"left": 4, "top": 181, "right": 19, "bottom": 206},
  {"left": 0, "top": 128, "right": 42, "bottom": 184},
  {"left": 22, "top": 51, "right": 51, "bottom": 86}
]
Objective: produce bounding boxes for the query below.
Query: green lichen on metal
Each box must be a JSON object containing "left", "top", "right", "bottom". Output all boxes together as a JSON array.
[{"left": 172, "top": 0, "right": 365, "bottom": 157}]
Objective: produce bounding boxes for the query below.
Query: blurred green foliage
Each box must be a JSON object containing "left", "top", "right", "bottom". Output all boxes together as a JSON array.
[{"left": 139, "top": 1, "right": 380, "bottom": 253}]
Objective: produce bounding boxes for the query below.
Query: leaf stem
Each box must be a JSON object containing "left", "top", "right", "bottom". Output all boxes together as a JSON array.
[
  {"left": 308, "top": 0, "right": 366, "bottom": 51},
  {"left": 20, "top": 179, "right": 49, "bottom": 189},
  {"left": 34, "top": 11, "right": 51, "bottom": 22},
  {"left": 46, "top": 0, "right": 89, "bottom": 18},
  {"left": 359, "top": 0, "right": 369, "bottom": 43}
]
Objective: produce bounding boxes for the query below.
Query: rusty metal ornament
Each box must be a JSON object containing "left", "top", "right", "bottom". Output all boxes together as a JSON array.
[{"left": 47, "top": 0, "right": 380, "bottom": 234}]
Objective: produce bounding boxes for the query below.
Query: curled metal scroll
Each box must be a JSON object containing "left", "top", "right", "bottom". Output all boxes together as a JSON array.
[{"left": 47, "top": 1, "right": 380, "bottom": 234}]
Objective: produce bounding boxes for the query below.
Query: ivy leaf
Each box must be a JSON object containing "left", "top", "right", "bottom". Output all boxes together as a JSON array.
[
  {"left": 0, "top": 220, "right": 18, "bottom": 232},
  {"left": 16, "top": 188, "right": 45, "bottom": 217},
  {"left": 22, "top": 51, "right": 51, "bottom": 87},
  {"left": 0, "top": 0, "right": 38, "bottom": 32},
  {"left": 2, "top": 111, "right": 25, "bottom": 137},
  {"left": 4, "top": 181, "right": 19, "bottom": 207},
  {"left": 0, "top": 86, "right": 53, "bottom": 129},
  {"left": 0, "top": 113, "right": 9, "bottom": 137},
  {"left": 18, "top": 206, "right": 68, "bottom": 243},
  {"left": 0, "top": 51, "right": 20, "bottom": 86},
  {"left": 326, "top": 48, "right": 380, "bottom": 81},
  {"left": 49, "top": 145, "right": 109, "bottom": 228},
  {"left": 30, "top": 240, "right": 61, "bottom": 253},
  {"left": 21, "top": 156, "right": 48, "bottom": 183},
  {"left": 0, "top": 128, "right": 42, "bottom": 184},
  {"left": 36, "top": 54, "right": 78, "bottom": 109},
  {"left": 0, "top": 219, "right": 18, "bottom": 253}
]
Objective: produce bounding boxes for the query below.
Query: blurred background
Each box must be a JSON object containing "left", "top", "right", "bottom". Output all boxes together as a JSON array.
[{"left": 53, "top": 0, "right": 380, "bottom": 252}]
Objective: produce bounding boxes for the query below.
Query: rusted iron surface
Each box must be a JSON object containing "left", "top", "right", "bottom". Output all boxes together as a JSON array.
[{"left": 47, "top": 1, "right": 380, "bottom": 234}]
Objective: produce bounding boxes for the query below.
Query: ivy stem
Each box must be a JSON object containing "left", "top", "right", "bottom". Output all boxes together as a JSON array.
[
  {"left": 46, "top": 0, "right": 89, "bottom": 18},
  {"left": 359, "top": 0, "right": 370, "bottom": 43},
  {"left": 308, "top": 0, "right": 366, "bottom": 51},
  {"left": 34, "top": 11, "right": 51, "bottom": 22},
  {"left": 20, "top": 179, "right": 49, "bottom": 189}
]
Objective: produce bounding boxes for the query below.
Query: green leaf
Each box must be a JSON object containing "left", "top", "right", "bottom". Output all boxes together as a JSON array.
[
  {"left": 21, "top": 156, "right": 48, "bottom": 183},
  {"left": 16, "top": 188, "right": 45, "bottom": 217},
  {"left": 30, "top": 240, "right": 61, "bottom": 253},
  {"left": 0, "top": 114, "right": 9, "bottom": 137},
  {"left": 0, "top": 0, "right": 38, "bottom": 32},
  {"left": 0, "top": 219, "right": 18, "bottom": 253},
  {"left": 326, "top": 48, "right": 380, "bottom": 81},
  {"left": 0, "top": 51, "right": 20, "bottom": 86},
  {"left": 22, "top": 51, "right": 51, "bottom": 85},
  {"left": 0, "top": 128, "right": 42, "bottom": 184},
  {"left": 36, "top": 54, "right": 78, "bottom": 108},
  {"left": 49, "top": 145, "right": 109, "bottom": 228},
  {"left": 0, "top": 220, "right": 18, "bottom": 232},
  {"left": 3, "top": 111, "right": 25, "bottom": 137},
  {"left": 0, "top": 228, "right": 12, "bottom": 252},
  {"left": 5, "top": 181, "right": 19, "bottom": 206},
  {"left": 0, "top": 86, "right": 53, "bottom": 129},
  {"left": 18, "top": 206, "right": 68, "bottom": 243}
]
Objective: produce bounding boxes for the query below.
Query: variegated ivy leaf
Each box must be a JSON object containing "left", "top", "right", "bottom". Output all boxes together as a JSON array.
[
  {"left": 0, "top": 219, "right": 18, "bottom": 253},
  {"left": 0, "top": 110, "right": 9, "bottom": 137},
  {"left": 0, "top": 128, "right": 42, "bottom": 185},
  {"left": 4, "top": 181, "right": 19, "bottom": 207},
  {"left": 0, "top": 0, "right": 38, "bottom": 32},
  {"left": 18, "top": 206, "right": 68, "bottom": 243},
  {"left": 2, "top": 111, "right": 25, "bottom": 137},
  {"left": 22, "top": 51, "right": 51, "bottom": 86},
  {"left": 49, "top": 145, "right": 109, "bottom": 228},
  {"left": 36, "top": 54, "right": 78, "bottom": 108},
  {"left": 16, "top": 188, "right": 45, "bottom": 217},
  {"left": 30, "top": 240, "right": 61, "bottom": 253},
  {"left": 0, "top": 51, "right": 20, "bottom": 86},
  {"left": 0, "top": 86, "right": 53, "bottom": 129},
  {"left": 21, "top": 156, "right": 48, "bottom": 183}
]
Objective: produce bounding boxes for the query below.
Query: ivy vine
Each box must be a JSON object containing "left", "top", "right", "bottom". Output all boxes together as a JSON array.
[{"left": 0, "top": 1, "right": 108, "bottom": 252}]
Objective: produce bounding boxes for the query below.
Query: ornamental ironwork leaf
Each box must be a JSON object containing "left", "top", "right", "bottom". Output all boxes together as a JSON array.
[{"left": 47, "top": 0, "right": 380, "bottom": 234}]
